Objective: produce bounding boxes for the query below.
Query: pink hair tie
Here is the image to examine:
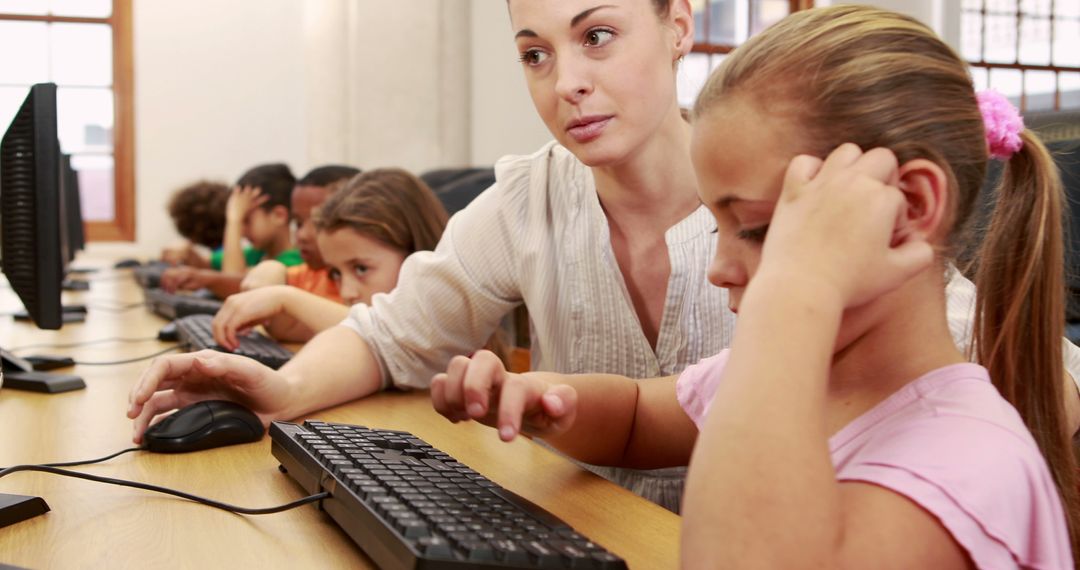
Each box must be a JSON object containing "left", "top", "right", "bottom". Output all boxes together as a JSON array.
[{"left": 976, "top": 89, "right": 1024, "bottom": 160}]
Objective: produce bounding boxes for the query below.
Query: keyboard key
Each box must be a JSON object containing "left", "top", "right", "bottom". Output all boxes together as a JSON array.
[{"left": 416, "top": 536, "right": 453, "bottom": 558}]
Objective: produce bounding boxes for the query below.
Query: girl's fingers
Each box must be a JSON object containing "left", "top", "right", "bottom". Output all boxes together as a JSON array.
[{"left": 781, "top": 154, "right": 825, "bottom": 198}]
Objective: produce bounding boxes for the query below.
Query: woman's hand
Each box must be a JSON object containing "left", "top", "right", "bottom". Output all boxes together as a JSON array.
[
  {"left": 757, "top": 144, "right": 934, "bottom": 309},
  {"left": 212, "top": 286, "right": 291, "bottom": 350},
  {"left": 127, "top": 350, "right": 293, "bottom": 444},
  {"left": 431, "top": 350, "right": 578, "bottom": 441}
]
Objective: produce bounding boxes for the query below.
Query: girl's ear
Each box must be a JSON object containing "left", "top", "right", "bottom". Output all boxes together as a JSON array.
[
  {"left": 893, "top": 158, "right": 950, "bottom": 245},
  {"left": 669, "top": 0, "right": 694, "bottom": 59}
]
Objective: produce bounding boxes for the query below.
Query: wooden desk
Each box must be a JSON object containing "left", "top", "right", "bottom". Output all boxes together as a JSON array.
[{"left": 0, "top": 266, "right": 679, "bottom": 568}]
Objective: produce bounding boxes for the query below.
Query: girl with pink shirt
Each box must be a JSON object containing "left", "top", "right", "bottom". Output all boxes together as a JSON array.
[{"left": 432, "top": 5, "right": 1076, "bottom": 568}]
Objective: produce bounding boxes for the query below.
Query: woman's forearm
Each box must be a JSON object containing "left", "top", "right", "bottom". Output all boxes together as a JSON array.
[{"left": 279, "top": 326, "right": 384, "bottom": 420}]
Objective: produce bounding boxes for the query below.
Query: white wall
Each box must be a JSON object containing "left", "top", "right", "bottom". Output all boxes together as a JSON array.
[
  {"left": 124, "top": 0, "right": 515, "bottom": 256},
  {"left": 132, "top": 0, "right": 308, "bottom": 255},
  {"left": 468, "top": 2, "right": 553, "bottom": 166}
]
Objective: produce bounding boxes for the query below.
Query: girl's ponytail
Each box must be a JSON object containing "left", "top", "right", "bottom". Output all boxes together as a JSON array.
[{"left": 973, "top": 129, "right": 1079, "bottom": 555}]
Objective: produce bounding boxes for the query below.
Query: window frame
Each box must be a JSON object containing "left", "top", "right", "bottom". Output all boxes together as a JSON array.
[
  {"left": 690, "top": 0, "right": 813, "bottom": 56},
  {"left": 0, "top": 0, "right": 135, "bottom": 241},
  {"left": 963, "top": 1, "right": 1079, "bottom": 111}
]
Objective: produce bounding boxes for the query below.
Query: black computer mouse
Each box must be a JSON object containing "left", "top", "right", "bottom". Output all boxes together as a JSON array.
[
  {"left": 113, "top": 258, "right": 142, "bottom": 269},
  {"left": 158, "top": 321, "right": 179, "bottom": 342},
  {"left": 143, "top": 400, "right": 265, "bottom": 453}
]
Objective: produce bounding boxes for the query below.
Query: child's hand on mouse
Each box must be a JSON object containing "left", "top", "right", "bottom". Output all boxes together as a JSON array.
[
  {"left": 431, "top": 350, "right": 578, "bottom": 442},
  {"left": 754, "top": 143, "right": 934, "bottom": 310}
]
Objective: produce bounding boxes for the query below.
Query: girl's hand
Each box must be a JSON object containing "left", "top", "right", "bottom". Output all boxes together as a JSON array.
[
  {"left": 160, "top": 266, "right": 212, "bottom": 293},
  {"left": 431, "top": 350, "right": 578, "bottom": 441},
  {"left": 127, "top": 350, "right": 292, "bottom": 444},
  {"left": 758, "top": 143, "right": 934, "bottom": 309},
  {"left": 212, "top": 286, "right": 290, "bottom": 351},
  {"left": 226, "top": 185, "right": 269, "bottom": 223},
  {"left": 161, "top": 240, "right": 194, "bottom": 266}
]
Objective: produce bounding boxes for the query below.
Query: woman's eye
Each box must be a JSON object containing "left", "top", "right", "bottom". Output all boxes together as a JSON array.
[
  {"left": 584, "top": 28, "right": 615, "bottom": 47},
  {"left": 518, "top": 49, "right": 549, "bottom": 66},
  {"left": 328, "top": 268, "right": 341, "bottom": 283},
  {"left": 736, "top": 225, "right": 769, "bottom": 243},
  {"left": 353, "top": 264, "right": 369, "bottom": 277}
]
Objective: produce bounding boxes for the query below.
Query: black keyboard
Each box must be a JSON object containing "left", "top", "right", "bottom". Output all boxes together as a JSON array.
[
  {"left": 144, "top": 288, "right": 223, "bottom": 320},
  {"left": 174, "top": 314, "right": 293, "bottom": 369},
  {"left": 271, "top": 420, "right": 628, "bottom": 570},
  {"left": 133, "top": 262, "right": 168, "bottom": 289}
]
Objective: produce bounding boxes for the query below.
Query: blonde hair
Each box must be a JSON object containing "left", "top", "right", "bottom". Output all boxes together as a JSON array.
[{"left": 694, "top": 4, "right": 1077, "bottom": 557}]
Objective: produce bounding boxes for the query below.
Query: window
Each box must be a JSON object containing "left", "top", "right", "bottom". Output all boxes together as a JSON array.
[
  {"left": 0, "top": 0, "right": 134, "bottom": 241},
  {"left": 678, "top": 0, "right": 811, "bottom": 107},
  {"left": 961, "top": 0, "right": 1080, "bottom": 111}
]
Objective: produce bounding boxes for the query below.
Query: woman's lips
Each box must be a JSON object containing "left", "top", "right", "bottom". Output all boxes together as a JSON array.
[{"left": 566, "top": 116, "right": 612, "bottom": 143}]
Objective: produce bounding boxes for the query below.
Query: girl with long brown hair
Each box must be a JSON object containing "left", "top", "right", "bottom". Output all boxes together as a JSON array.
[
  {"left": 209, "top": 168, "right": 449, "bottom": 348},
  {"left": 431, "top": 5, "right": 1075, "bottom": 567}
]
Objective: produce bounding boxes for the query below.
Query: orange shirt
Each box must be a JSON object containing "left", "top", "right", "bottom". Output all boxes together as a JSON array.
[{"left": 286, "top": 264, "right": 342, "bottom": 303}]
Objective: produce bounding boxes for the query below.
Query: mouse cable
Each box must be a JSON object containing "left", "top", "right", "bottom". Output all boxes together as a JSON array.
[
  {"left": 6, "top": 336, "right": 160, "bottom": 352},
  {"left": 72, "top": 345, "right": 181, "bottom": 366},
  {"left": 0, "top": 465, "right": 329, "bottom": 515},
  {"left": 84, "top": 301, "right": 146, "bottom": 313},
  {"left": 0, "top": 446, "right": 143, "bottom": 470}
]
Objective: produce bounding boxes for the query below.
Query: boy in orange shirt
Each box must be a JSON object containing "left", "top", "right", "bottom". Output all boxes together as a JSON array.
[{"left": 240, "top": 165, "right": 361, "bottom": 301}]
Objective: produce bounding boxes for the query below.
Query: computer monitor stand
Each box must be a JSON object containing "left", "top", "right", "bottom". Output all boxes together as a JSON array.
[
  {"left": 0, "top": 493, "right": 50, "bottom": 529},
  {"left": 0, "top": 347, "right": 85, "bottom": 393},
  {"left": 61, "top": 279, "right": 90, "bottom": 292},
  {"left": 12, "top": 305, "right": 86, "bottom": 325}
]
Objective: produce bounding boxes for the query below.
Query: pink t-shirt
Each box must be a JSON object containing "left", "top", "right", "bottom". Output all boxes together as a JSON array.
[{"left": 676, "top": 350, "right": 1072, "bottom": 569}]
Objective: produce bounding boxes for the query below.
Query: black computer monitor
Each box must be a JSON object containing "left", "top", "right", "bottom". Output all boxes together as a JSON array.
[
  {"left": 0, "top": 82, "right": 85, "bottom": 394},
  {"left": 60, "top": 153, "right": 86, "bottom": 262},
  {"left": 1, "top": 83, "right": 64, "bottom": 330}
]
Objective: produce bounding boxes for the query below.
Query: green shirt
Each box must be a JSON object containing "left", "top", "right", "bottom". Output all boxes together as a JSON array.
[{"left": 210, "top": 247, "right": 303, "bottom": 271}]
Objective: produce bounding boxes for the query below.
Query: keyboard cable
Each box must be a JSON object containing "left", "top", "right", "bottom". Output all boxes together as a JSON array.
[
  {"left": 7, "top": 336, "right": 161, "bottom": 352},
  {"left": 70, "top": 345, "right": 182, "bottom": 366}
]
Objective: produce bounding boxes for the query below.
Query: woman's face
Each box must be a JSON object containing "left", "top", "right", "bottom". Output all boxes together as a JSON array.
[
  {"left": 317, "top": 228, "right": 407, "bottom": 306},
  {"left": 508, "top": 0, "right": 691, "bottom": 166}
]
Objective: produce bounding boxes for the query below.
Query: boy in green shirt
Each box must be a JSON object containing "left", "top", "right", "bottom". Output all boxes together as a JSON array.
[{"left": 162, "top": 163, "right": 302, "bottom": 298}]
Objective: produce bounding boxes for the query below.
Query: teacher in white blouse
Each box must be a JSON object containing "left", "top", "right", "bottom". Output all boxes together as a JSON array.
[{"left": 128, "top": 0, "right": 1080, "bottom": 513}]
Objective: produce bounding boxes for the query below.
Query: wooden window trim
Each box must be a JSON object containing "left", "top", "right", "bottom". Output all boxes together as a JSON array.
[{"left": 0, "top": 0, "right": 135, "bottom": 241}]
